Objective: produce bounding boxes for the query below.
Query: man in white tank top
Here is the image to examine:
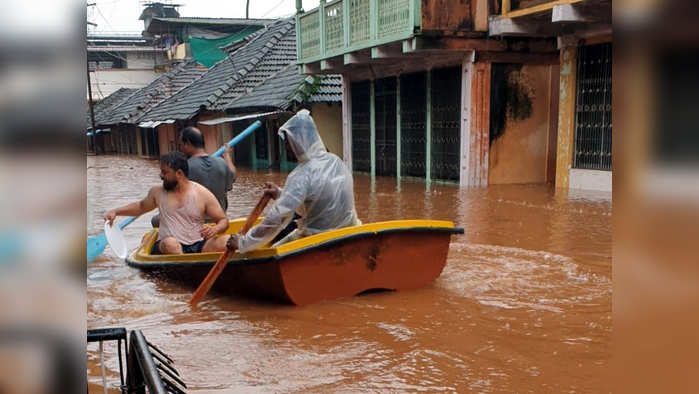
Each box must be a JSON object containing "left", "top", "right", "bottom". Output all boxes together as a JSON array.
[{"left": 104, "top": 152, "right": 230, "bottom": 254}]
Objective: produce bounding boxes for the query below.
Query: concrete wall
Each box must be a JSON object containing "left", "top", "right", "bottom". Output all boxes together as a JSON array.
[
  {"left": 311, "top": 103, "right": 343, "bottom": 158},
  {"left": 125, "top": 51, "right": 167, "bottom": 69},
  {"left": 569, "top": 168, "right": 612, "bottom": 192},
  {"left": 488, "top": 63, "right": 558, "bottom": 184},
  {"left": 88, "top": 69, "right": 159, "bottom": 100}
]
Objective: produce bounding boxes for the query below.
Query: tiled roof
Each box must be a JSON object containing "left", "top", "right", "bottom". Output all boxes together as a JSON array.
[
  {"left": 139, "top": 18, "right": 342, "bottom": 122},
  {"left": 309, "top": 75, "right": 342, "bottom": 103},
  {"left": 97, "top": 60, "right": 207, "bottom": 126},
  {"left": 87, "top": 87, "right": 136, "bottom": 128},
  {"left": 224, "top": 65, "right": 342, "bottom": 113},
  {"left": 139, "top": 19, "right": 296, "bottom": 122}
]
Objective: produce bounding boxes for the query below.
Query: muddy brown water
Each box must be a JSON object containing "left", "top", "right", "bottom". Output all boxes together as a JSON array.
[{"left": 87, "top": 155, "right": 611, "bottom": 393}]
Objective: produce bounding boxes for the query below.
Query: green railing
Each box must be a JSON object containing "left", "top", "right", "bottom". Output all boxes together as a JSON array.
[{"left": 297, "top": 0, "right": 420, "bottom": 64}]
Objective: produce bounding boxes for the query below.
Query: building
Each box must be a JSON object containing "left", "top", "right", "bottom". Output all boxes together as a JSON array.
[
  {"left": 89, "top": 18, "right": 343, "bottom": 171},
  {"left": 139, "top": 2, "right": 272, "bottom": 67},
  {"left": 86, "top": 87, "right": 136, "bottom": 153},
  {"left": 87, "top": 3, "right": 272, "bottom": 101},
  {"left": 138, "top": 18, "right": 343, "bottom": 171},
  {"left": 294, "top": 0, "right": 611, "bottom": 191},
  {"left": 87, "top": 34, "right": 168, "bottom": 100},
  {"left": 88, "top": 60, "right": 208, "bottom": 156},
  {"left": 489, "top": 0, "right": 612, "bottom": 192}
]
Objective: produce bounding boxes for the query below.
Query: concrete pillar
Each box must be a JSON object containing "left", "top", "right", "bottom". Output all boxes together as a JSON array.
[
  {"left": 396, "top": 75, "right": 402, "bottom": 180},
  {"left": 370, "top": 79, "right": 376, "bottom": 177},
  {"left": 136, "top": 128, "right": 144, "bottom": 156},
  {"left": 341, "top": 74, "right": 353, "bottom": 168},
  {"left": 426, "top": 69, "right": 432, "bottom": 183},
  {"left": 555, "top": 45, "right": 578, "bottom": 190}
]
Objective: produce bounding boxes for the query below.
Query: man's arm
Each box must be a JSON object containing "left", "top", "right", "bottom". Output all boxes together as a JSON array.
[
  {"left": 235, "top": 173, "right": 308, "bottom": 253},
  {"left": 200, "top": 188, "right": 228, "bottom": 239},
  {"left": 104, "top": 187, "right": 158, "bottom": 225}
]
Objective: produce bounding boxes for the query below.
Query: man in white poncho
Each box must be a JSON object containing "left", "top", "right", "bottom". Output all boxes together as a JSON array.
[{"left": 227, "top": 109, "right": 361, "bottom": 253}]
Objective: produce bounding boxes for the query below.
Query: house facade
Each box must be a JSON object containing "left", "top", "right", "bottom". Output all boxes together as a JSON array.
[
  {"left": 87, "top": 34, "right": 167, "bottom": 100},
  {"left": 490, "top": 0, "right": 612, "bottom": 192},
  {"left": 295, "top": 0, "right": 611, "bottom": 191},
  {"left": 134, "top": 18, "right": 343, "bottom": 172}
]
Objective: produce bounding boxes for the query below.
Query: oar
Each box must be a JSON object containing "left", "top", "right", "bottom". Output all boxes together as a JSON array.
[
  {"left": 189, "top": 194, "right": 271, "bottom": 307},
  {"left": 87, "top": 120, "right": 263, "bottom": 262}
]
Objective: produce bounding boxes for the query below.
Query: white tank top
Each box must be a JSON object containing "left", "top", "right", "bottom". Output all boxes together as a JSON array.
[{"left": 158, "top": 185, "right": 203, "bottom": 245}]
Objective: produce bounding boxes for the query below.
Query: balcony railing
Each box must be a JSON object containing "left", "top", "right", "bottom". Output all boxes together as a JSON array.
[{"left": 297, "top": 0, "right": 420, "bottom": 64}]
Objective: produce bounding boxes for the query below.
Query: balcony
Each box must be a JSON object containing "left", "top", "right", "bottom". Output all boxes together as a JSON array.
[
  {"left": 296, "top": 0, "right": 490, "bottom": 68},
  {"left": 489, "top": 0, "right": 612, "bottom": 37}
]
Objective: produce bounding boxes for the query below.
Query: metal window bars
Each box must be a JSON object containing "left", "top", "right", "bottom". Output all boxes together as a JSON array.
[{"left": 573, "top": 43, "right": 612, "bottom": 171}]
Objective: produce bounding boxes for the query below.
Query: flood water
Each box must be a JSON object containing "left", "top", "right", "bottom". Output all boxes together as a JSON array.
[{"left": 87, "top": 155, "right": 611, "bottom": 393}]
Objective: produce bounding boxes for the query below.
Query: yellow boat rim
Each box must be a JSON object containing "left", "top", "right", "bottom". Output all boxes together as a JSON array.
[{"left": 127, "top": 219, "right": 463, "bottom": 266}]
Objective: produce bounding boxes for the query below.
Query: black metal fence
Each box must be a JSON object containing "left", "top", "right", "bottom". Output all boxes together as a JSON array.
[
  {"left": 400, "top": 72, "right": 427, "bottom": 178},
  {"left": 375, "top": 77, "right": 397, "bottom": 176},
  {"left": 351, "top": 80, "right": 371, "bottom": 172},
  {"left": 430, "top": 66, "right": 462, "bottom": 181},
  {"left": 574, "top": 43, "right": 612, "bottom": 171}
]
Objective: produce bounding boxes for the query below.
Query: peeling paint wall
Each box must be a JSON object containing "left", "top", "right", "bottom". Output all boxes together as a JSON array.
[
  {"left": 488, "top": 63, "right": 556, "bottom": 184},
  {"left": 311, "top": 103, "right": 344, "bottom": 159},
  {"left": 555, "top": 46, "right": 577, "bottom": 189}
]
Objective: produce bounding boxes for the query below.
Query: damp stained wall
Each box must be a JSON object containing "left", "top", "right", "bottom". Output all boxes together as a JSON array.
[
  {"left": 157, "top": 123, "right": 177, "bottom": 155},
  {"left": 488, "top": 63, "right": 558, "bottom": 184}
]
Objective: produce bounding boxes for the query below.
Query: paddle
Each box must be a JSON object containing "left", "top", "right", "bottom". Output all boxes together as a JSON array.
[
  {"left": 87, "top": 120, "right": 263, "bottom": 262},
  {"left": 189, "top": 194, "right": 271, "bottom": 307}
]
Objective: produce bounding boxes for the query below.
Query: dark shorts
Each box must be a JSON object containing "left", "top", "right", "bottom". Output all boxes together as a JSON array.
[{"left": 151, "top": 239, "right": 206, "bottom": 255}]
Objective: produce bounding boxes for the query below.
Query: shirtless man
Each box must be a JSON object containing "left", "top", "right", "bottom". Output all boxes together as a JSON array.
[{"left": 104, "top": 152, "right": 229, "bottom": 254}]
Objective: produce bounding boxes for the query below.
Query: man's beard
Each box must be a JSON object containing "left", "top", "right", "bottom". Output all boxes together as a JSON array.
[{"left": 163, "top": 179, "right": 178, "bottom": 191}]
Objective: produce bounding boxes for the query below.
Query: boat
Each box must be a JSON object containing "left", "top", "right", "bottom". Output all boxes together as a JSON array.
[{"left": 126, "top": 219, "right": 463, "bottom": 305}]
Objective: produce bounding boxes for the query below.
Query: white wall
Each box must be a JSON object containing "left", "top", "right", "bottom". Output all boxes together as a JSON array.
[
  {"left": 88, "top": 69, "right": 159, "bottom": 100},
  {"left": 125, "top": 51, "right": 168, "bottom": 69}
]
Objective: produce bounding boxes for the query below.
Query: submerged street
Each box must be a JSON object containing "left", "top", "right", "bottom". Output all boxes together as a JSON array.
[{"left": 87, "top": 155, "right": 611, "bottom": 392}]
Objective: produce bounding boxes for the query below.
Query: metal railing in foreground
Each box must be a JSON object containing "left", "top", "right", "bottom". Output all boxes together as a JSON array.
[{"left": 87, "top": 327, "right": 187, "bottom": 394}]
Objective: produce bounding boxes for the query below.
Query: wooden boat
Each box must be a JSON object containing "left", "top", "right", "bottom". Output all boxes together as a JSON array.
[{"left": 126, "top": 219, "right": 463, "bottom": 305}]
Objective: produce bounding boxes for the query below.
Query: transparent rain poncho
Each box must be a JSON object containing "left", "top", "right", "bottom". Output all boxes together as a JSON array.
[{"left": 237, "top": 109, "right": 361, "bottom": 253}]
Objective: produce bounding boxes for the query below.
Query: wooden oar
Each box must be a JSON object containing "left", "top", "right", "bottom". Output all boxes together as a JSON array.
[
  {"left": 189, "top": 194, "right": 271, "bottom": 307},
  {"left": 87, "top": 120, "right": 263, "bottom": 263}
]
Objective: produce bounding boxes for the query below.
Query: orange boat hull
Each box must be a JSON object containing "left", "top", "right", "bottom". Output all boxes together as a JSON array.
[{"left": 127, "top": 220, "right": 462, "bottom": 305}]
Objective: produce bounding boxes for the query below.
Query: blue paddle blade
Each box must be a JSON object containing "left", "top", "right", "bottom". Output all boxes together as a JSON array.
[
  {"left": 87, "top": 233, "right": 108, "bottom": 262},
  {"left": 0, "top": 233, "right": 24, "bottom": 264}
]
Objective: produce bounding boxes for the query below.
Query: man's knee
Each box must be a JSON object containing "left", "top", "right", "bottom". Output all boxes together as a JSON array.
[
  {"left": 202, "top": 235, "right": 228, "bottom": 253},
  {"left": 159, "top": 237, "right": 181, "bottom": 254}
]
